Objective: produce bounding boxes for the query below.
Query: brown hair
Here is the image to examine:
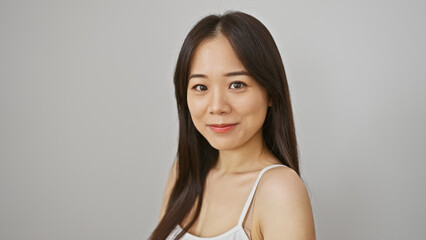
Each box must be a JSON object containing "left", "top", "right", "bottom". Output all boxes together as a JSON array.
[{"left": 149, "top": 10, "right": 299, "bottom": 240}]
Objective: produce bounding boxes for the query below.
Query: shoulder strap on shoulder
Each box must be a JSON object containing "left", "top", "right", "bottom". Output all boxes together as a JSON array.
[{"left": 237, "top": 164, "right": 288, "bottom": 225}]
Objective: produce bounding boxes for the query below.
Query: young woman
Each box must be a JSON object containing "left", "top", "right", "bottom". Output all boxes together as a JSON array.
[{"left": 150, "top": 10, "right": 316, "bottom": 240}]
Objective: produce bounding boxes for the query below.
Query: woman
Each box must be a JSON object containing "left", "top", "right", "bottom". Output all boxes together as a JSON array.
[{"left": 150, "top": 10, "right": 316, "bottom": 240}]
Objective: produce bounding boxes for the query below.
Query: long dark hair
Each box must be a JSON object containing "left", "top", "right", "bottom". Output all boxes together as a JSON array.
[{"left": 149, "top": 10, "right": 299, "bottom": 240}]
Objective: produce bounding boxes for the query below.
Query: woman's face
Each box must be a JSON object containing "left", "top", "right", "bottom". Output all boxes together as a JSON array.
[{"left": 187, "top": 35, "right": 271, "bottom": 150}]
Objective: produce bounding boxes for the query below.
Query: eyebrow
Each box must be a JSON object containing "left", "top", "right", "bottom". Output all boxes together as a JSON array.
[{"left": 188, "top": 70, "right": 251, "bottom": 80}]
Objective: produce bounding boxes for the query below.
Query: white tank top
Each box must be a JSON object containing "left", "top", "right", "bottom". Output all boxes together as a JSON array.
[{"left": 166, "top": 164, "right": 288, "bottom": 240}]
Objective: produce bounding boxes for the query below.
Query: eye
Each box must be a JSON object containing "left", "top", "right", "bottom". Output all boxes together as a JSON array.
[
  {"left": 230, "top": 81, "right": 247, "bottom": 90},
  {"left": 192, "top": 84, "right": 207, "bottom": 91}
]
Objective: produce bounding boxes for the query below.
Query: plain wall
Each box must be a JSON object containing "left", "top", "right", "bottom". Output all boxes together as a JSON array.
[{"left": 1, "top": 0, "right": 425, "bottom": 239}]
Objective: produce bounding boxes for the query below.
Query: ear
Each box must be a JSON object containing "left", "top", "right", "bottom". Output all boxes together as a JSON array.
[{"left": 268, "top": 97, "right": 272, "bottom": 107}]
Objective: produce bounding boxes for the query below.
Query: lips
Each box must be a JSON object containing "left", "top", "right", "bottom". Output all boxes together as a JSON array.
[
  {"left": 208, "top": 123, "right": 238, "bottom": 133},
  {"left": 208, "top": 123, "right": 237, "bottom": 127}
]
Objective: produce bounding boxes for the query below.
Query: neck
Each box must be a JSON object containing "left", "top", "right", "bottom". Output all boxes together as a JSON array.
[{"left": 213, "top": 130, "right": 277, "bottom": 175}]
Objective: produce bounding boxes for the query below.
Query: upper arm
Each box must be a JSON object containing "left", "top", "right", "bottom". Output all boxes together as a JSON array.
[
  {"left": 256, "top": 167, "right": 316, "bottom": 240},
  {"left": 158, "top": 160, "right": 178, "bottom": 223}
]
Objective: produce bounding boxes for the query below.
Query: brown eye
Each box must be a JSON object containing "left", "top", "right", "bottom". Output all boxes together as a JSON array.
[
  {"left": 193, "top": 84, "right": 207, "bottom": 91},
  {"left": 230, "top": 81, "right": 247, "bottom": 90}
]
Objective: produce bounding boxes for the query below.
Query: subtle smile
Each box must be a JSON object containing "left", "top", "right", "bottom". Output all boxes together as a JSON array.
[{"left": 208, "top": 123, "right": 238, "bottom": 133}]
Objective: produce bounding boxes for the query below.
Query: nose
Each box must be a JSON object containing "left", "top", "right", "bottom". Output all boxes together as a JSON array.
[{"left": 208, "top": 88, "right": 231, "bottom": 115}]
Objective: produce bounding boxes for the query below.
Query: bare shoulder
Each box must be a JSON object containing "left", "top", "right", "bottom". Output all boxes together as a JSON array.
[
  {"left": 255, "top": 166, "right": 316, "bottom": 240},
  {"left": 158, "top": 160, "right": 178, "bottom": 223},
  {"left": 258, "top": 166, "right": 307, "bottom": 199}
]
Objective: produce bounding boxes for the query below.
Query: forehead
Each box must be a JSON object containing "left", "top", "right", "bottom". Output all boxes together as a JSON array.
[{"left": 189, "top": 35, "right": 246, "bottom": 75}]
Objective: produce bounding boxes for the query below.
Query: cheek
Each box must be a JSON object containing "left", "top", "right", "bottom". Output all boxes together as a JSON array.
[
  {"left": 234, "top": 93, "right": 268, "bottom": 117},
  {"left": 187, "top": 96, "right": 206, "bottom": 120},
  {"left": 232, "top": 95, "right": 269, "bottom": 131}
]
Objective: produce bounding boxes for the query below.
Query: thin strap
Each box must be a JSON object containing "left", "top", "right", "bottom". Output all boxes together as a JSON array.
[{"left": 237, "top": 164, "right": 288, "bottom": 226}]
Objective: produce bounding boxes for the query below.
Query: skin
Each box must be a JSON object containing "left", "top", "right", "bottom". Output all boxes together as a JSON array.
[
  {"left": 159, "top": 35, "right": 316, "bottom": 239},
  {"left": 186, "top": 34, "right": 274, "bottom": 175}
]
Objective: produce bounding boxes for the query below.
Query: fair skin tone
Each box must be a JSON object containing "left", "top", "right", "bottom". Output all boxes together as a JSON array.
[{"left": 159, "top": 35, "right": 316, "bottom": 239}]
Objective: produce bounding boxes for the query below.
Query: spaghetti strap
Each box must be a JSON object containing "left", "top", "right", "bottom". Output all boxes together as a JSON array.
[{"left": 237, "top": 164, "right": 288, "bottom": 226}]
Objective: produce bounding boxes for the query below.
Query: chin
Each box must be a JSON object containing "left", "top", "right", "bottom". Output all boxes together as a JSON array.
[
  {"left": 210, "top": 145, "right": 238, "bottom": 151},
  {"left": 206, "top": 139, "right": 240, "bottom": 151}
]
